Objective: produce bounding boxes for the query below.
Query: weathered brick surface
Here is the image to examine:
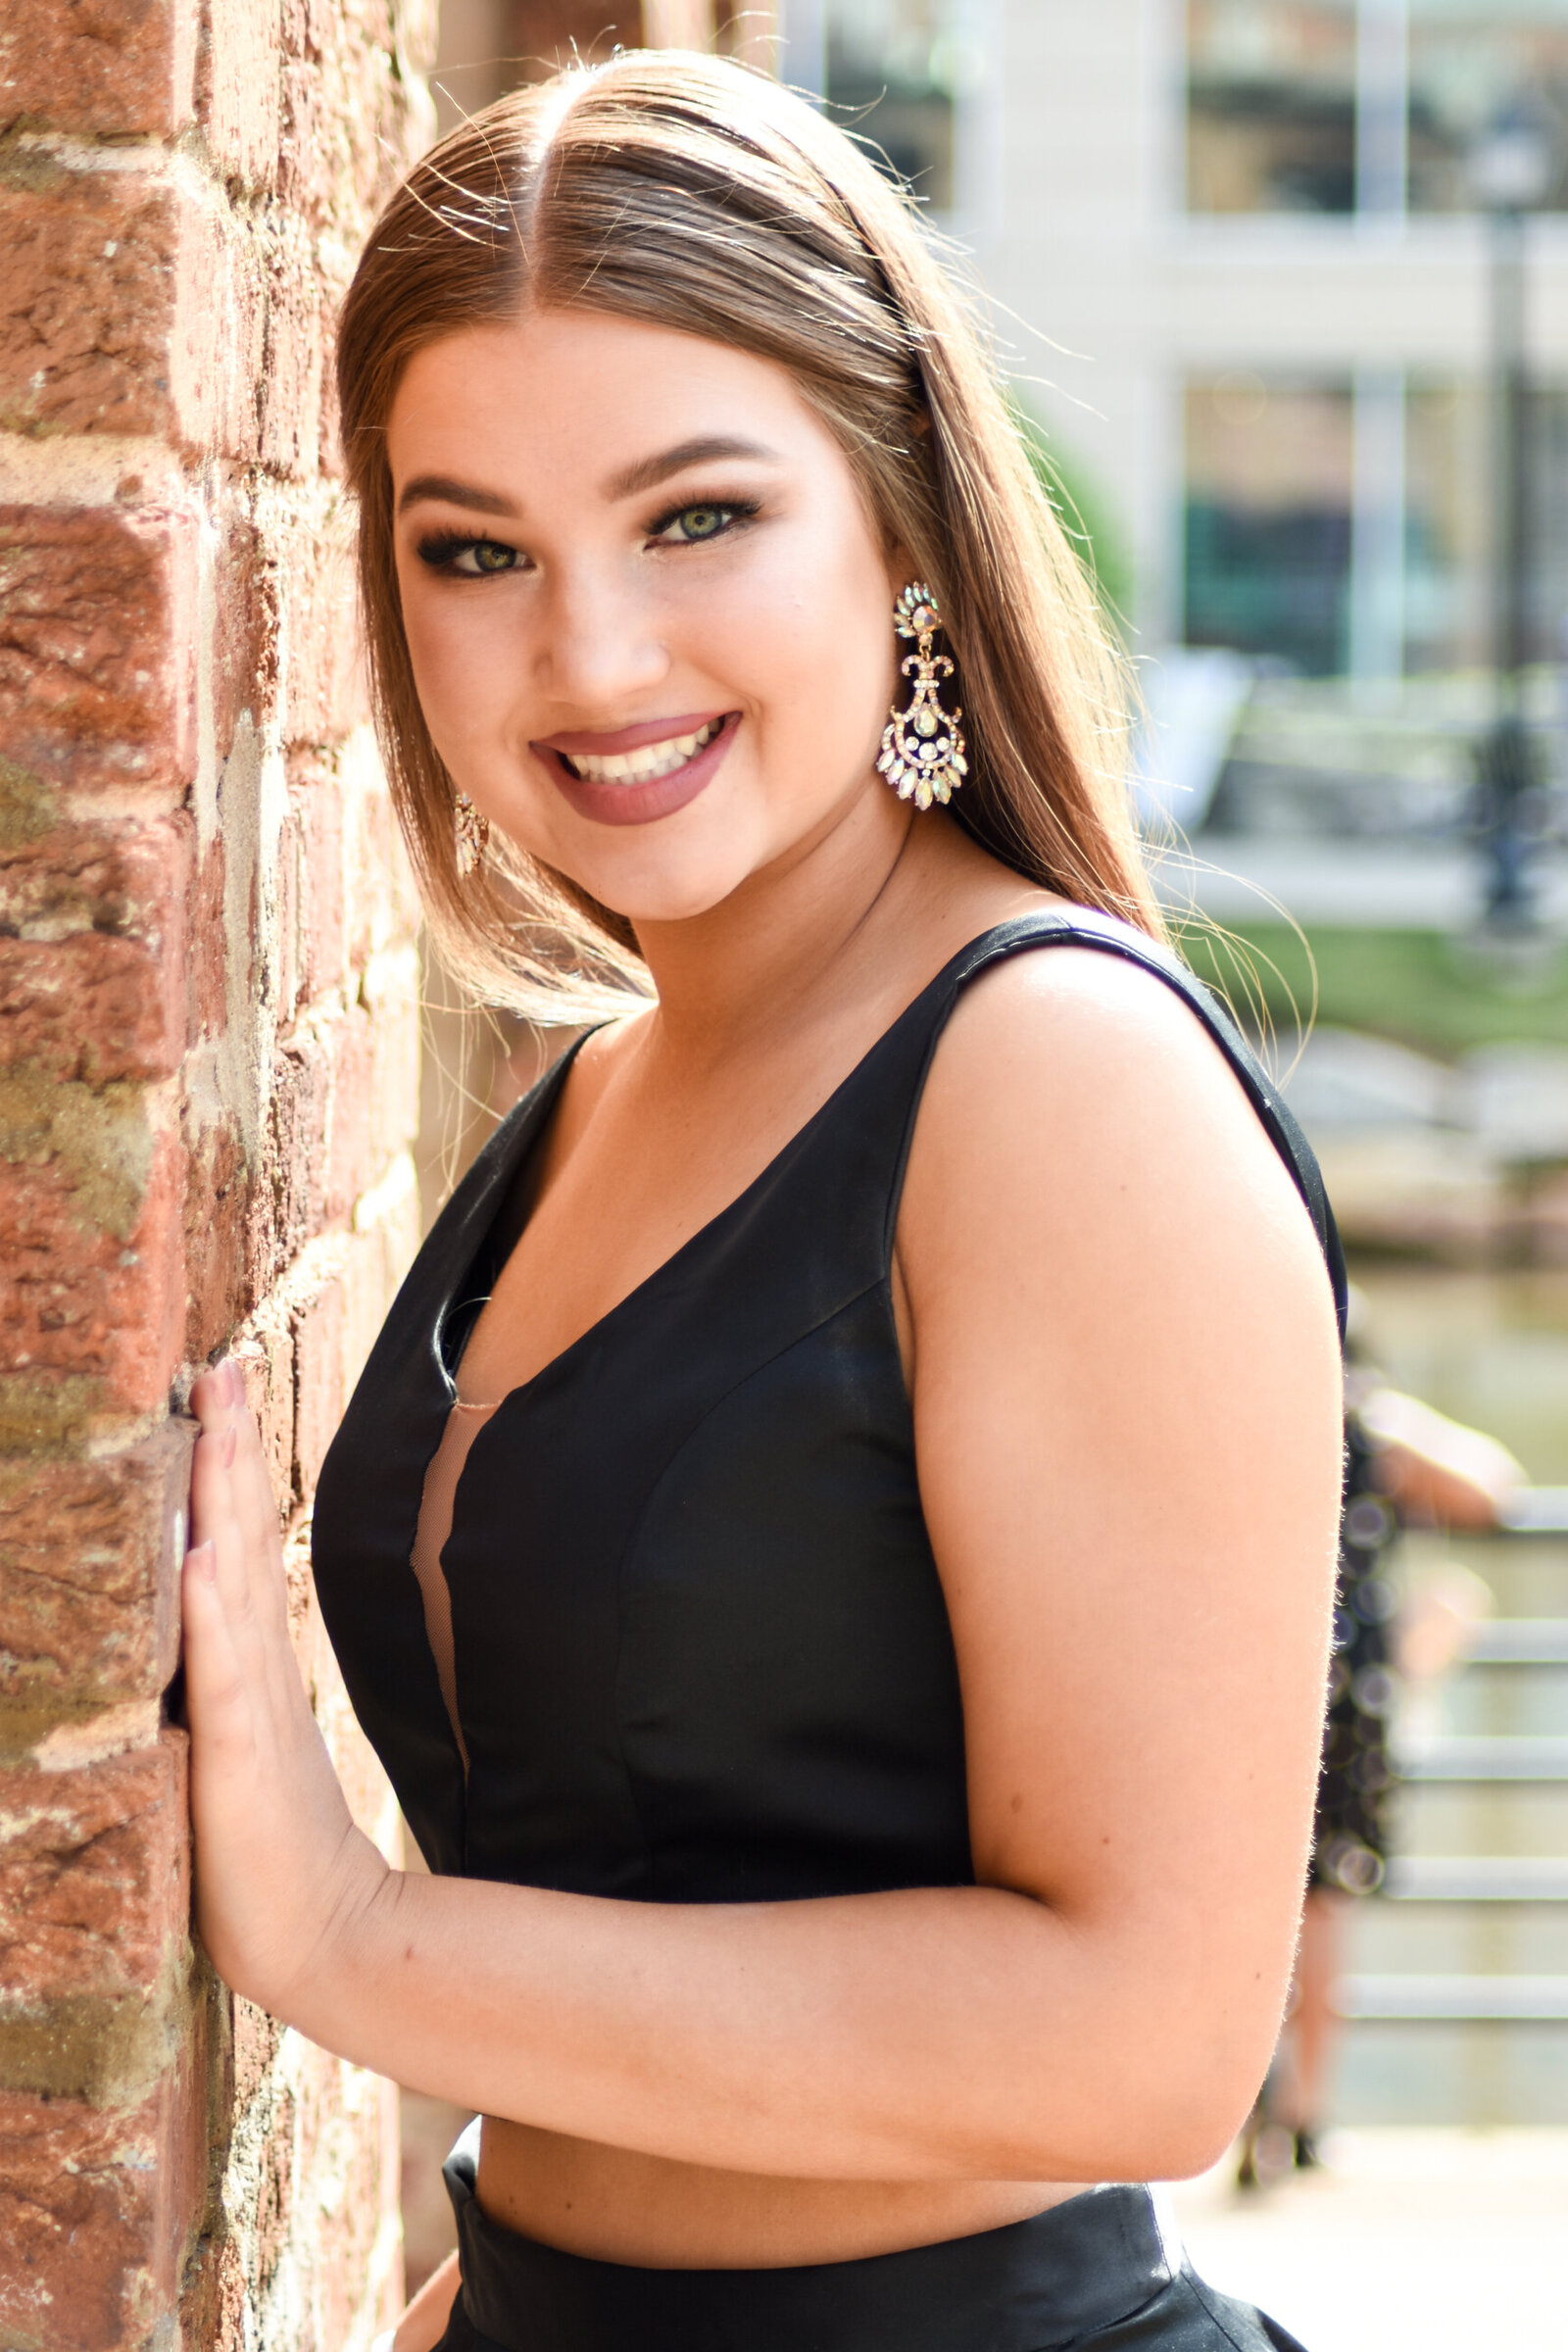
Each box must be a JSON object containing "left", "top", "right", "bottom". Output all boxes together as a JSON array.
[
  {"left": 0, "top": 2054, "right": 206, "bottom": 2352},
  {"left": 0, "top": 2, "right": 197, "bottom": 141},
  {"left": 0, "top": 504, "right": 198, "bottom": 793},
  {"left": 0, "top": 1733, "right": 189, "bottom": 2007},
  {"left": 0, "top": 0, "right": 433, "bottom": 2340},
  {"left": 0, "top": 1421, "right": 193, "bottom": 1721}
]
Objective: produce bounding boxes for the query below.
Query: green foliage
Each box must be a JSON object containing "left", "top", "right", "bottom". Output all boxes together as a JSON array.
[
  {"left": 1177, "top": 918, "right": 1568, "bottom": 1056},
  {"left": 1007, "top": 400, "right": 1136, "bottom": 625}
]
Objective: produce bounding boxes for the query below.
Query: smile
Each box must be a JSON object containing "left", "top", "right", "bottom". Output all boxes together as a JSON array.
[
  {"left": 537, "top": 711, "right": 740, "bottom": 829},
  {"left": 562, "top": 717, "right": 724, "bottom": 786}
]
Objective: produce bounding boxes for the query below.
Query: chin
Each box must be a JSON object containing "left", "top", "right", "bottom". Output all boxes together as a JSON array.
[{"left": 558, "top": 830, "right": 782, "bottom": 932}]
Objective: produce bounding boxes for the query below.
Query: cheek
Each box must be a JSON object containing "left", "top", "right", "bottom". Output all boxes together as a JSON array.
[
  {"left": 397, "top": 570, "right": 511, "bottom": 743},
  {"left": 711, "top": 527, "right": 895, "bottom": 751}
]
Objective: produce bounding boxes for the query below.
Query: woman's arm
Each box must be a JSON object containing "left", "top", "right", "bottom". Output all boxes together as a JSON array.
[{"left": 182, "top": 950, "right": 1343, "bottom": 2184}]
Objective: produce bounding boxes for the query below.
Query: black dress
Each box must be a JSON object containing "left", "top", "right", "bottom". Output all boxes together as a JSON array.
[{"left": 314, "top": 911, "right": 1342, "bottom": 2352}]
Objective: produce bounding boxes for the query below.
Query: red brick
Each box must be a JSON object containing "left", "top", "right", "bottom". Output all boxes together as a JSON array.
[
  {"left": 318, "top": 999, "right": 376, "bottom": 1224},
  {"left": 0, "top": 1733, "right": 189, "bottom": 2005},
  {"left": 181, "top": 1112, "right": 251, "bottom": 1366},
  {"left": 254, "top": 1035, "right": 327, "bottom": 1284},
  {"left": 271, "top": 494, "right": 369, "bottom": 745},
  {"left": 0, "top": 1113, "right": 184, "bottom": 1445},
  {"left": 0, "top": 1422, "right": 193, "bottom": 1716},
  {"left": 0, "top": 154, "right": 270, "bottom": 461},
  {"left": 277, "top": 0, "right": 433, "bottom": 235},
  {"left": 231, "top": 1320, "right": 298, "bottom": 1521},
  {"left": 200, "top": 0, "right": 284, "bottom": 193},
  {"left": 0, "top": 808, "right": 191, "bottom": 1082},
  {"left": 0, "top": 506, "right": 198, "bottom": 796},
  {"left": 288, "top": 759, "right": 349, "bottom": 998},
  {"left": 0, "top": 934, "right": 183, "bottom": 1087},
  {"left": 259, "top": 217, "right": 326, "bottom": 477},
  {"left": 289, "top": 1256, "right": 347, "bottom": 1498},
  {"left": 0, "top": 163, "right": 179, "bottom": 442},
  {"left": 0, "top": 1, "right": 197, "bottom": 140},
  {"left": 184, "top": 837, "right": 230, "bottom": 1047},
  {"left": 0, "top": 808, "right": 190, "bottom": 1084},
  {"left": 0, "top": 2052, "right": 205, "bottom": 2352}
]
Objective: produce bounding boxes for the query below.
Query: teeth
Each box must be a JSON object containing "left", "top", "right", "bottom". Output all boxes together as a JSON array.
[{"left": 567, "top": 718, "right": 721, "bottom": 785}]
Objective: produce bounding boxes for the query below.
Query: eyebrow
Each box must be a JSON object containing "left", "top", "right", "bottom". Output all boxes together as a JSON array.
[
  {"left": 395, "top": 437, "right": 782, "bottom": 523},
  {"left": 396, "top": 474, "right": 521, "bottom": 519},
  {"left": 602, "top": 436, "right": 781, "bottom": 502}
]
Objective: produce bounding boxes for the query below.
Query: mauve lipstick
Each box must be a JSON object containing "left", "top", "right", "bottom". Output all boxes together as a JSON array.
[{"left": 533, "top": 710, "right": 740, "bottom": 828}]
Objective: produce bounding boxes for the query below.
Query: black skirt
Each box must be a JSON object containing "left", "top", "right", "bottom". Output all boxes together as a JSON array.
[{"left": 433, "top": 2126, "right": 1306, "bottom": 2352}]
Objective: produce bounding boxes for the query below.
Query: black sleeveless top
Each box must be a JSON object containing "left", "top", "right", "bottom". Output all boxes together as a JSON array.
[{"left": 313, "top": 912, "right": 1346, "bottom": 1899}]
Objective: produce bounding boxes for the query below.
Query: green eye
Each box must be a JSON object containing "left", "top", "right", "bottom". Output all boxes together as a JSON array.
[
  {"left": 674, "top": 506, "right": 725, "bottom": 540},
  {"left": 471, "top": 542, "right": 515, "bottom": 572}
]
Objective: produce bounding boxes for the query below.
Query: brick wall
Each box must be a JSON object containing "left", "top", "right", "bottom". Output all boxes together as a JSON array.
[{"left": 0, "top": 4, "right": 434, "bottom": 2347}]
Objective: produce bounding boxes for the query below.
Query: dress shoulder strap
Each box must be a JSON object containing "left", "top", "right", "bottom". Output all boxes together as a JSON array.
[{"left": 892, "top": 910, "right": 1348, "bottom": 1342}]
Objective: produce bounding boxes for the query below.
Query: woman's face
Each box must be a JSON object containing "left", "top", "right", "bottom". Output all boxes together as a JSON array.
[{"left": 388, "top": 308, "right": 908, "bottom": 924}]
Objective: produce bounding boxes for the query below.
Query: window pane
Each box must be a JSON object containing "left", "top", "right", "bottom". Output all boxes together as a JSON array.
[
  {"left": 1408, "top": 2, "right": 1568, "bottom": 214},
  {"left": 1404, "top": 381, "right": 1491, "bottom": 671},
  {"left": 1187, "top": 0, "right": 1357, "bottom": 214},
  {"left": 1185, "top": 377, "right": 1354, "bottom": 674},
  {"left": 827, "top": 0, "right": 958, "bottom": 209}
]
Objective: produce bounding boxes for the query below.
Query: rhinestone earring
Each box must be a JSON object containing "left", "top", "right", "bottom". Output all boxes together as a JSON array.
[
  {"left": 454, "top": 790, "right": 489, "bottom": 877},
  {"left": 877, "top": 582, "right": 967, "bottom": 811}
]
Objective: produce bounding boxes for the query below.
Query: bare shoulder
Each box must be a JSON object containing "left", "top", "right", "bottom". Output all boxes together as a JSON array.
[{"left": 898, "top": 938, "right": 1335, "bottom": 1344}]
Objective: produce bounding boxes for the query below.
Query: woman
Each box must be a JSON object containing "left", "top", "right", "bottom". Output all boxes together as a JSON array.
[{"left": 181, "top": 52, "right": 1346, "bottom": 2352}]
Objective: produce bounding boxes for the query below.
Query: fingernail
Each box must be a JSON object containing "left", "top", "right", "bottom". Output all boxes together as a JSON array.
[{"left": 188, "top": 1540, "right": 217, "bottom": 1583}]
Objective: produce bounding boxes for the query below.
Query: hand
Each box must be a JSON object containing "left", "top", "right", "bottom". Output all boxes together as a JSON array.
[{"left": 182, "top": 1358, "right": 388, "bottom": 2014}]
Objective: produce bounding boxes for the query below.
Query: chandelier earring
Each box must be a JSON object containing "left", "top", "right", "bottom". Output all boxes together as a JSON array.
[
  {"left": 877, "top": 582, "right": 967, "bottom": 811},
  {"left": 453, "top": 790, "right": 490, "bottom": 877}
]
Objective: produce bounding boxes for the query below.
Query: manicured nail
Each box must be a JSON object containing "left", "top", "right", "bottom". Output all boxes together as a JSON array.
[{"left": 188, "top": 1540, "right": 217, "bottom": 1583}]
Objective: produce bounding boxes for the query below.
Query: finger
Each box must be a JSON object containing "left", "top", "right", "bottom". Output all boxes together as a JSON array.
[
  {"left": 180, "top": 1542, "right": 253, "bottom": 1760},
  {"left": 189, "top": 1354, "right": 243, "bottom": 1432}
]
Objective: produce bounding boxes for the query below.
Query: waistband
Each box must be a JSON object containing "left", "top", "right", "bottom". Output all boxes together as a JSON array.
[{"left": 441, "top": 2124, "right": 1191, "bottom": 2352}]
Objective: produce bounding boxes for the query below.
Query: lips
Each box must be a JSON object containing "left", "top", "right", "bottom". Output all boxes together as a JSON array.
[
  {"left": 561, "top": 716, "right": 723, "bottom": 786},
  {"left": 534, "top": 711, "right": 740, "bottom": 829}
]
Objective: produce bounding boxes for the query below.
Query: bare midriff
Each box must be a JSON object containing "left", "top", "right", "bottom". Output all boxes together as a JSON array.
[{"left": 410, "top": 1402, "right": 1087, "bottom": 2268}]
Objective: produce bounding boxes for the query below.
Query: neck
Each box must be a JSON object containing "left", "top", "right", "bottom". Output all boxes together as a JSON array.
[{"left": 628, "top": 785, "right": 929, "bottom": 1067}]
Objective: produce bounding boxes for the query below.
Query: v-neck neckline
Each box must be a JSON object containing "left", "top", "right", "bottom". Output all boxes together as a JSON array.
[{"left": 429, "top": 921, "right": 1040, "bottom": 1421}]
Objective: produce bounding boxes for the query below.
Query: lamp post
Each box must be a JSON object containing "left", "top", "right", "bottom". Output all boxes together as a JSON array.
[{"left": 1469, "top": 111, "right": 1555, "bottom": 927}]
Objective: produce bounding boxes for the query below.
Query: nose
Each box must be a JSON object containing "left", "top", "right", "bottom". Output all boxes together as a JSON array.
[{"left": 532, "top": 561, "right": 670, "bottom": 713}]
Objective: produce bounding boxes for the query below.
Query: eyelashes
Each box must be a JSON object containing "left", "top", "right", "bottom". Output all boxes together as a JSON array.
[
  {"left": 414, "top": 497, "right": 762, "bottom": 576},
  {"left": 415, "top": 533, "right": 520, "bottom": 575},
  {"left": 645, "top": 496, "right": 760, "bottom": 546}
]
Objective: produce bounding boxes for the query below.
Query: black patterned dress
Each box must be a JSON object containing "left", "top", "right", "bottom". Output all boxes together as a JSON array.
[{"left": 1311, "top": 1413, "right": 1398, "bottom": 1893}]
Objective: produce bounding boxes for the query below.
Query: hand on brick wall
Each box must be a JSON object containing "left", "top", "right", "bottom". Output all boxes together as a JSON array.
[{"left": 182, "top": 1359, "right": 389, "bottom": 2014}]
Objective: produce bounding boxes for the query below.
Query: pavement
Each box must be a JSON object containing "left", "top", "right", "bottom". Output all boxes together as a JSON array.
[{"left": 1168, "top": 2130, "right": 1568, "bottom": 2350}]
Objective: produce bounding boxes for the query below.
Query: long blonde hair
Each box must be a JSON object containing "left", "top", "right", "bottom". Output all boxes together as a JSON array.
[{"left": 337, "top": 50, "right": 1161, "bottom": 1016}]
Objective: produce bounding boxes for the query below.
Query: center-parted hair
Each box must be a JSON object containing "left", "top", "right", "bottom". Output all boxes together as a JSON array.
[{"left": 337, "top": 50, "right": 1160, "bottom": 1015}]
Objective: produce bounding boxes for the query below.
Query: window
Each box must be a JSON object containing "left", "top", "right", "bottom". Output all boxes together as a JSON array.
[
  {"left": 1187, "top": 0, "right": 1358, "bottom": 214},
  {"left": 1185, "top": 378, "right": 1354, "bottom": 674},
  {"left": 1187, "top": 1, "right": 1568, "bottom": 216},
  {"left": 825, "top": 0, "right": 961, "bottom": 210},
  {"left": 1407, "top": 3, "right": 1568, "bottom": 213},
  {"left": 1187, "top": 373, "right": 1568, "bottom": 676}
]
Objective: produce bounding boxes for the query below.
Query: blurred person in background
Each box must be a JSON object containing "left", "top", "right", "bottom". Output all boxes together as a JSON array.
[{"left": 1239, "top": 1295, "right": 1523, "bottom": 2187}]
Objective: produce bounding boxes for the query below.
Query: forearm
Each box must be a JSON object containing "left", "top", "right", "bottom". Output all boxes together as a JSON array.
[
  {"left": 282, "top": 1858, "right": 1266, "bottom": 2183},
  {"left": 390, "top": 2251, "right": 460, "bottom": 2352}
]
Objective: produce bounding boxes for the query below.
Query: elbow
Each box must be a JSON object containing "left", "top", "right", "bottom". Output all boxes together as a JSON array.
[{"left": 973, "top": 2004, "right": 1273, "bottom": 2185}]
